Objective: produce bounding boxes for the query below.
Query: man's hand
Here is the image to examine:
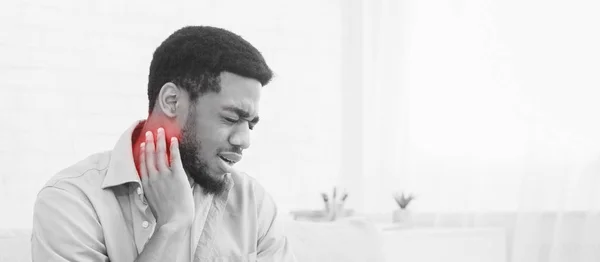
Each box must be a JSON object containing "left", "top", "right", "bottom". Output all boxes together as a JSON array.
[{"left": 139, "top": 127, "right": 194, "bottom": 229}]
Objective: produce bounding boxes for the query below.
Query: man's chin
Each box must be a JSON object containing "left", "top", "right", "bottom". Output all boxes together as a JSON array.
[
  {"left": 216, "top": 158, "right": 237, "bottom": 175},
  {"left": 189, "top": 170, "right": 228, "bottom": 195}
]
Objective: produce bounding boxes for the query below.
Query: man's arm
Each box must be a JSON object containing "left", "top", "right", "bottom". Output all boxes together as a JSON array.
[
  {"left": 32, "top": 186, "right": 108, "bottom": 262},
  {"left": 255, "top": 189, "right": 297, "bottom": 261},
  {"left": 134, "top": 130, "right": 195, "bottom": 261}
]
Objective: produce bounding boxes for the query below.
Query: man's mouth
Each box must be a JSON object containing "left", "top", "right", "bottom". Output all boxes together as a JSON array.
[{"left": 218, "top": 152, "right": 242, "bottom": 166}]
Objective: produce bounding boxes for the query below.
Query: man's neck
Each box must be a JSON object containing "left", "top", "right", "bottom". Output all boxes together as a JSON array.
[{"left": 131, "top": 114, "right": 188, "bottom": 186}]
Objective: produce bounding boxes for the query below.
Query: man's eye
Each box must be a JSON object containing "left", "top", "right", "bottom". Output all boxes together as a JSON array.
[{"left": 224, "top": 117, "right": 238, "bottom": 123}]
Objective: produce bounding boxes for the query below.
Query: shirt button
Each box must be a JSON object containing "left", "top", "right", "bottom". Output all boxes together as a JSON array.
[
  {"left": 142, "top": 221, "right": 149, "bottom": 228},
  {"left": 137, "top": 187, "right": 142, "bottom": 195}
]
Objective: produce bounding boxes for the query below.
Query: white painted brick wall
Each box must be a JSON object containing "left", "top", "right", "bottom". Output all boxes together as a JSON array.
[{"left": 0, "top": 0, "right": 343, "bottom": 229}]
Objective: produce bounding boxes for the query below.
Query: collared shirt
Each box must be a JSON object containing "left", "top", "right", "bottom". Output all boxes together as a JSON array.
[{"left": 31, "top": 121, "right": 296, "bottom": 262}]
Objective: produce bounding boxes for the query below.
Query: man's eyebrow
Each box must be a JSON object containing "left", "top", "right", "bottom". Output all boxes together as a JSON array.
[{"left": 223, "top": 106, "right": 260, "bottom": 123}]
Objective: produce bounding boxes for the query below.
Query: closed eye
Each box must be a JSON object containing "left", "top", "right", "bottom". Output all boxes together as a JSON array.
[
  {"left": 224, "top": 117, "right": 238, "bottom": 123},
  {"left": 223, "top": 117, "right": 255, "bottom": 130}
]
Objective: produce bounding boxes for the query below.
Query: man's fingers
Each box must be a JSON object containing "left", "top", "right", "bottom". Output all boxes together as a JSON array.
[
  {"left": 170, "top": 137, "right": 183, "bottom": 170},
  {"left": 156, "top": 128, "right": 169, "bottom": 172},
  {"left": 139, "top": 142, "right": 148, "bottom": 182},
  {"left": 144, "top": 131, "right": 157, "bottom": 178}
]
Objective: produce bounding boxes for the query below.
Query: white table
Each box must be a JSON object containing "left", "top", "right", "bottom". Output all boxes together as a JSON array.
[{"left": 378, "top": 225, "right": 507, "bottom": 262}]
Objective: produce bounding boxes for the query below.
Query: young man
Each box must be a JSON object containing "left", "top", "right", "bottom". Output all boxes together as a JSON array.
[{"left": 31, "top": 26, "right": 296, "bottom": 262}]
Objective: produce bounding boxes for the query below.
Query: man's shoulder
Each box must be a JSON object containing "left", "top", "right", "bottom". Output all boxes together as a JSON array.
[
  {"left": 227, "top": 171, "right": 281, "bottom": 228},
  {"left": 228, "top": 171, "right": 275, "bottom": 209},
  {"left": 40, "top": 151, "right": 112, "bottom": 196},
  {"left": 230, "top": 171, "right": 267, "bottom": 195}
]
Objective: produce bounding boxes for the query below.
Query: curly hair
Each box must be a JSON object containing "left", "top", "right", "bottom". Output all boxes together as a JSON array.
[{"left": 147, "top": 26, "right": 273, "bottom": 113}]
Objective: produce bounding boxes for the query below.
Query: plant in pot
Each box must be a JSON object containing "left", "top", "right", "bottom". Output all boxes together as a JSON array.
[{"left": 392, "top": 192, "right": 415, "bottom": 224}]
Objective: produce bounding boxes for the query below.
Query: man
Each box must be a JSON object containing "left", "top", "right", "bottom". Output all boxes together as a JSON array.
[{"left": 31, "top": 26, "right": 296, "bottom": 262}]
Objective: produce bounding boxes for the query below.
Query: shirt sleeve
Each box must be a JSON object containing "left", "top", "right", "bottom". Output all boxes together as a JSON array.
[
  {"left": 31, "top": 186, "right": 109, "bottom": 262},
  {"left": 255, "top": 188, "right": 297, "bottom": 262}
]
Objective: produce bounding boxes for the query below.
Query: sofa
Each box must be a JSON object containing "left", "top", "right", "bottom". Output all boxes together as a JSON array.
[{"left": 0, "top": 218, "right": 386, "bottom": 262}]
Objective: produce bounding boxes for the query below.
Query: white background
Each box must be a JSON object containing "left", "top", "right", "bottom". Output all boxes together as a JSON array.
[
  {"left": 0, "top": 0, "right": 344, "bottom": 229},
  {"left": 1, "top": 0, "right": 600, "bottom": 235}
]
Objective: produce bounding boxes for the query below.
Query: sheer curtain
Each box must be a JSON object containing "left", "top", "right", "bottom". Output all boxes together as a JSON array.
[{"left": 348, "top": 0, "right": 600, "bottom": 261}]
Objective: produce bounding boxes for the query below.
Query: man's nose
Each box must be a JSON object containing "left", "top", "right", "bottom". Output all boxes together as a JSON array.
[{"left": 228, "top": 122, "right": 251, "bottom": 150}]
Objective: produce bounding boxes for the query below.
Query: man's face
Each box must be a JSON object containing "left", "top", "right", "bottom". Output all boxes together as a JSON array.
[{"left": 178, "top": 72, "right": 261, "bottom": 195}]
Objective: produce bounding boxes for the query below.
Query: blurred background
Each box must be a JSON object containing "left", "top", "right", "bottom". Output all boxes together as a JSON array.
[{"left": 1, "top": 0, "right": 600, "bottom": 261}]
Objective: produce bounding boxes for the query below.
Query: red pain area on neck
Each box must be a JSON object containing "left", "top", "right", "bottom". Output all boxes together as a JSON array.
[{"left": 133, "top": 114, "right": 183, "bottom": 177}]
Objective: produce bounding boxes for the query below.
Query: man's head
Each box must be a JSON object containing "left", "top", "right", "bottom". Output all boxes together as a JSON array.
[{"left": 147, "top": 26, "right": 272, "bottom": 195}]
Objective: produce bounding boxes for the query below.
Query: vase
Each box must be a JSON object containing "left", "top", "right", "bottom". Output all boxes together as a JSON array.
[{"left": 392, "top": 208, "right": 412, "bottom": 224}]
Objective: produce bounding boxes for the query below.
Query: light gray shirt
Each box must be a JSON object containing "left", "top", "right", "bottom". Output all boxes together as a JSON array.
[{"left": 31, "top": 121, "right": 296, "bottom": 262}]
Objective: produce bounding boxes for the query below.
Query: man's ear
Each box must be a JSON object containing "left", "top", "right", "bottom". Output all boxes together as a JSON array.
[{"left": 157, "top": 82, "right": 180, "bottom": 118}]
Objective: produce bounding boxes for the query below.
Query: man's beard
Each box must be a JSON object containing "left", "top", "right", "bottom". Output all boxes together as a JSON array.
[{"left": 178, "top": 113, "right": 227, "bottom": 195}]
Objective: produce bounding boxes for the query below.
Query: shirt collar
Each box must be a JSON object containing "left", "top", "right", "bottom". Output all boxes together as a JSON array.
[{"left": 101, "top": 120, "right": 144, "bottom": 189}]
